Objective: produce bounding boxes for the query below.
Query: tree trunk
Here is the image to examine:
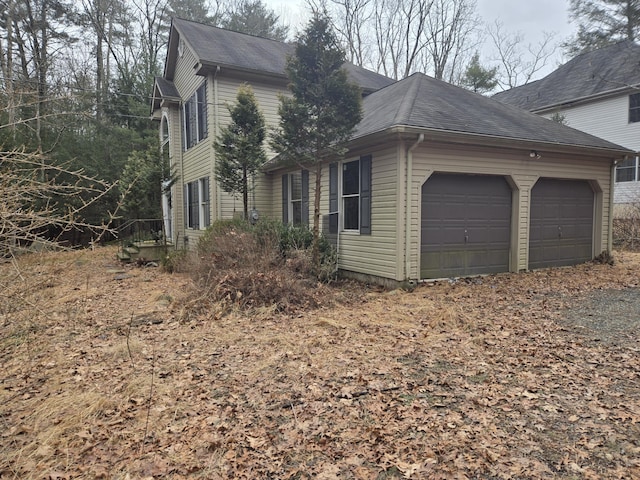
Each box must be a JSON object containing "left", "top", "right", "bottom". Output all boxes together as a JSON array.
[
  {"left": 312, "top": 161, "right": 322, "bottom": 274},
  {"left": 242, "top": 166, "right": 249, "bottom": 220}
]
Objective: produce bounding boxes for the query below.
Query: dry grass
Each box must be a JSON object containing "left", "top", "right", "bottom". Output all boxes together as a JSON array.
[{"left": 1, "top": 247, "right": 640, "bottom": 478}]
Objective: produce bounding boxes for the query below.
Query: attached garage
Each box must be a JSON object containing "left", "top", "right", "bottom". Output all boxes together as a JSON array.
[
  {"left": 421, "top": 173, "right": 512, "bottom": 279},
  {"left": 529, "top": 178, "right": 594, "bottom": 269}
]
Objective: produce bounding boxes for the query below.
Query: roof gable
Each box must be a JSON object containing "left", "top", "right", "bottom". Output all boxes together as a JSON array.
[
  {"left": 355, "top": 73, "right": 631, "bottom": 153},
  {"left": 493, "top": 41, "right": 640, "bottom": 111}
]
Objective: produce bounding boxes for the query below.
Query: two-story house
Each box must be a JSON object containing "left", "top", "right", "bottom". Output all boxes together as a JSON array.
[
  {"left": 152, "top": 18, "right": 632, "bottom": 284},
  {"left": 493, "top": 41, "right": 640, "bottom": 215}
]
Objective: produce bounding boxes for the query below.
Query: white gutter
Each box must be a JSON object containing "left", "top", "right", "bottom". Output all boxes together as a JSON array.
[{"left": 405, "top": 134, "right": 424, "bottom": 281}]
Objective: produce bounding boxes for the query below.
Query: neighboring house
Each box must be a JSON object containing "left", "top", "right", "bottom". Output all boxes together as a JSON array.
[
  {"left": 152, "top": 18, "right": 632, "bottom": 284},
  {"left": 493, "top": 41, "right": 640, "bottom": 214}
]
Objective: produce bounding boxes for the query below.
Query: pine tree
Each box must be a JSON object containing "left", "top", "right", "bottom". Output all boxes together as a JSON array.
[
  {"left": 222, "top": 0, "right": 288, "bottom": 40},
  {"left": 214, "top": 84, "right": 267, "bottom": 220},
  {"left": 461, "top": 52, "right": 498, "bottom": 94},
  {"left": 565, "top": 0, "right": 640, "bottom": 55},
  {"left": 271, "top": 13, "right": 362, "bottom": 273}
]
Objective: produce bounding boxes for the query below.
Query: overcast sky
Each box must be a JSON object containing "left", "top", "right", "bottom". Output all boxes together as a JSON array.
[{"left": 264, "top": 0, "right": 577, "bottom": 80}]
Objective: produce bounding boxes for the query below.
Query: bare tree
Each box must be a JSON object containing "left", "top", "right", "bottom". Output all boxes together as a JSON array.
[
  {"left": 0, "top": 148, "right": 117, "bottom": 257},
  {"left": 424, "top": 0, "right": 480, "bottom": 83},
  {"left": 488, "top": 20, "right": 558, "bottom": 89},
  {"left": 328, "top": 0, "right": 373, "bottom": 66}
]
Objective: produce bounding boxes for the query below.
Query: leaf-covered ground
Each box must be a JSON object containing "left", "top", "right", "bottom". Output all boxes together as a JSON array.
[{"left": 1, "top": 247, "right": 639, "bottom": 479}]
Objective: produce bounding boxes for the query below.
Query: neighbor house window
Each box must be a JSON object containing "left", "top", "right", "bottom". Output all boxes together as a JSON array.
[
  {"left": 616, "top": 157, "right": 639, "bottom": 183},
  {"left": 184, "top": 177, "right": 211, "bottom": 229},
  {"left": 183, "top": 83, "right": 208, "bottom": 150},
  {"left": 328, "top": 155, "right": 371, "bottom": 235},
  {"left": 630, "top": 93, "right": 640, "bottom": 123},
  {"left": 281, "top": 170, "right": 308, "bottom": 225}
]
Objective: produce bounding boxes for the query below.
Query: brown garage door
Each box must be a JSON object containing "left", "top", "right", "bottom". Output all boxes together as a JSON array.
[
  {"left": 421, "top": 173, "right": 512, "bottom": 279},
  {"left": 529, "top": 178, "right": 594, "bottom": 269}
]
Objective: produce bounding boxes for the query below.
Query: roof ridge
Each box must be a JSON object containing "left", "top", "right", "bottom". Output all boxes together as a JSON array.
[
  {"left": 172, "top": 16, "right": 291, "bottom": 45},
  {"left": 392, "top": 73, "right": 422, "bottom": 125}
]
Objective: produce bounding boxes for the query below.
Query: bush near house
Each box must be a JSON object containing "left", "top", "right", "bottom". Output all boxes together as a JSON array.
[{"left": 180, "top": 219, "right": 337, "bottom": 315}]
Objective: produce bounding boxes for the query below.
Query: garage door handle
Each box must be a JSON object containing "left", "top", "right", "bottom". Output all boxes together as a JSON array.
[
  {"left": 558, "top": 226, "right": 562, "bottom": 238},
  {"left": 464, "top": 229, "right": 469, "bottom": 243}
]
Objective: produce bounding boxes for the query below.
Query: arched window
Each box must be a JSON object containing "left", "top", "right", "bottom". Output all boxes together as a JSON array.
[{"left": 161, "top": 114, "right": 170, "bottom": 149}]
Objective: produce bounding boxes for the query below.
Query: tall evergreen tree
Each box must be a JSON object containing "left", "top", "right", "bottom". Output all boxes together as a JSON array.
[
  {"left": 566, "top": 0, "right": 640, "bottom": 55},
  {"left": 271, "top": 13, "right": 362, "bottom": 272},
  {"left": 222, "top": 0, "right": 288, "bottom": 40},
  {"left": 214, "top": 84, "right": 267, "bottom": 220},
  {"left": 461, "top": 52, "right": 498, "bottom": 94}
]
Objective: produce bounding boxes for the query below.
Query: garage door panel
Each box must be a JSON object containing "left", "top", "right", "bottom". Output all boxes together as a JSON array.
[
  {"left": 529, "top": 178, "right": 593, "bottom": 269},
  {"left": 421, "top": 173, "right": 512, "bottom": 279}
]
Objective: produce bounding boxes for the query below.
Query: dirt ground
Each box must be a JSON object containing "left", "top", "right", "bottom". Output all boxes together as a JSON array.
[{"left": 1, "top": 246, "right": 639, "bottom": 479}]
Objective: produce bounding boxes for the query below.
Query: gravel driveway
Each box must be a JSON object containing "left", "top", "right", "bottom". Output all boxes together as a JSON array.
[{"left": 562, "top": 287, "right": 640, "bottom": 346}]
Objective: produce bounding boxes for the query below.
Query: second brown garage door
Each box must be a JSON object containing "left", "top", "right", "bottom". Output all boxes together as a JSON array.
[
  {"left": 421, "top": 173, "right": 512, "bottom": 279},
  {"left": 529, "top": 178, "right": 594, "bottom": 269}
]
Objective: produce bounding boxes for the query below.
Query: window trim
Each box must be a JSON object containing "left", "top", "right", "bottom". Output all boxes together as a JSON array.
[
  {"left": 630, "top": 92, "right": 640, "bottom": 123},
  {"left": 330, "top": 155, "right": 372, "bottom": 235},
  {"left": 342, "top": 159, "right": 361, "bottom": 232},
  {"left": 282, "top": 170, "right": 309, "bottom": 226},
  {"left": 616, "top": 156, "right": 639, "bottom": 183},
  {"left": 185, "top": 177, "right": 211, "bottom": 230},
  {"left": 182, "top": 83, "right": 208, "bottom": 150}
]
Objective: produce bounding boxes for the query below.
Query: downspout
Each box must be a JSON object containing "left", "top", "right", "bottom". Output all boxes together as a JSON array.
[
  {"left": 213, "top": 65, "right": 221, "bottom": 220},
  {"left": 608, "top": 157, "right": 622, "bottom": 253},
  {"left": 405, "top": 134, "right": 424, "bottom": 281}
]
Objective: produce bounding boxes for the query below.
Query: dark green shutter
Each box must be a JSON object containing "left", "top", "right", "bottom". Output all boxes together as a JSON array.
[
  {"left": 282, "top": 174, "right": 288, "bottom": 223},
  {"left": 183, "top": 184, "right": 188, "bottom": 228},
  {"left": 202, "top": 177, "right": 210, "bottom": 227},
  {"left": 301, "top": 169, "right": 309, "bottom": 226},
  {"left": 329, "top": 163, "right": 338, "bottom": 234},
  {"left": 360, "top": 155, "right": 372, "bottom": 235}
]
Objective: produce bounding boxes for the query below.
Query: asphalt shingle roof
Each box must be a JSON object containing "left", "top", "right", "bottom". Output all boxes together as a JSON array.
[
  {"left": 355, "top": 72, "right": 631, "bottom": 152},
  {"left": 493, "top": 41, "right": 640, "bottom": 111},
  {"left": 171, "top": 18, "right": 394, "bottom": 93}
]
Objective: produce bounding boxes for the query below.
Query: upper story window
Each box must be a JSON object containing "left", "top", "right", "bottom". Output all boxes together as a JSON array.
[
  {"left": 183, "top": 83, "right": 208, "bottom": 150},
  {"left": 616, "top": 157, "right": 639, "bottom": 183},
  {"left": 630, "top": 93, "right": 640, "bottom": 123}
]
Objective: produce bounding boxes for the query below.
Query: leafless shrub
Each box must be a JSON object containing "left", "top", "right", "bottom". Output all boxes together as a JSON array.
[
  {"left": 0, "top": 148, "right": 117, "bottom": 259},
  {"left": 179, "top": 220, "right": 330, "bottom": 317},
  {"left": 612, "top": 201, "right": 640, "bottom": 250}
]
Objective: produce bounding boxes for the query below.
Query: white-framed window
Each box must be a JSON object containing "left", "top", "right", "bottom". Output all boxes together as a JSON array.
[
  {"left": 328, "top": 155, "right": 371, "bottom": 235},
  {"left": 616, "top": 157, "right": 639, "bottom": 183},
  {"left": 289, "top": 172, "right": 303, "bottom": 224},
  {"left": 342, "top": 160, "right": 360, "bottom": 230},
  {"left": 183, "top": 83, "right": 208, "bottom": 150},
  {"left": 281, "top": 170, "right": 308, "bottom": 225},
  {"left": 184, "top": 177, "right": 210, "bottom": 229},
  {"left": 630, "top": 93, "right": 640, "bottom": 123}
]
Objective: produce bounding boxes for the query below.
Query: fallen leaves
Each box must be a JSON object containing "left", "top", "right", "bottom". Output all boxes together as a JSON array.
[{"left": 1, "top": 247, "right": 640, "bottom": 478}]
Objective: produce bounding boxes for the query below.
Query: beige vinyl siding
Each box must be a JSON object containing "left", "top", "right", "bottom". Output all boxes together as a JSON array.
[
  {"left": 173, "top": 46, "right": 202, "bottom": 101},
  {"left": 337, "top": 147, "right": 401, "bottom": 279},
  {"left": 164, "top": 105, "right": 183, "bottom": 243},
  {"left": 410, "top": 143, "right": 612, "bottom": 278},
  {"left": 215, "top": 75, "right": 288, "bottom": 219}
]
